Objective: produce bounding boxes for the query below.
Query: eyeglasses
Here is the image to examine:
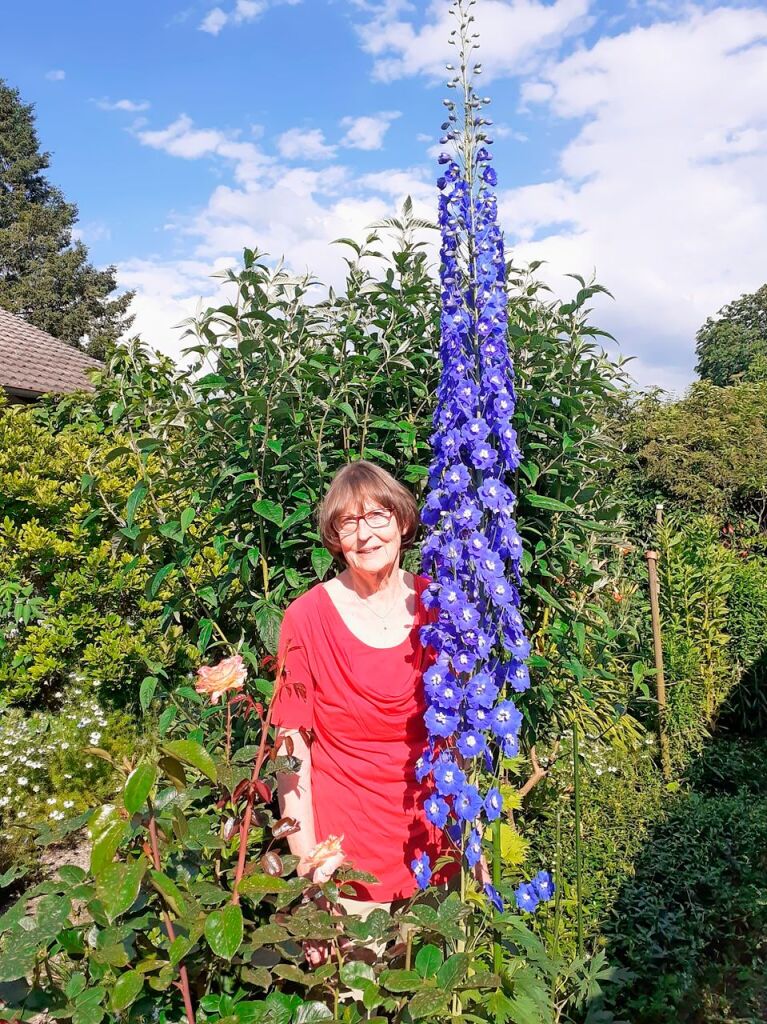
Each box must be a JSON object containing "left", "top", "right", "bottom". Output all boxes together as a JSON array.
[{"left": 333, "top": 508, "right": 395, "bottom": 538}]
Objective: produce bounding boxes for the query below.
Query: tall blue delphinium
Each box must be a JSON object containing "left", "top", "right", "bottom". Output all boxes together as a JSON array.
[{"left": 412, "top": 0, "right": 551, "bottom": 914}]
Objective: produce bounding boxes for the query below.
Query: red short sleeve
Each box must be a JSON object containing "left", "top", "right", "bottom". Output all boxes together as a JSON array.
[{"left": 271, "top": 605, "right": 314, "bottom": 730}]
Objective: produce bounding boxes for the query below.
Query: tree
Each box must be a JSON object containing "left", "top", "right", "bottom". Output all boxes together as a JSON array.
[
  {"left": 620, "top": 379, "right": 767, "bottom": 528},
  {"left": 0, "top": 79, "right": 133, "bottom": 358},
  {"left": 695, "top": 284, "right": 767, "bottom": 386}
]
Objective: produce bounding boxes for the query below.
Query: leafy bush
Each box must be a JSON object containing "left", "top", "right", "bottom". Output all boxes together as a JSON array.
[
  {"left": 604, "top": 740, "right": 767, "bottom": 1023},
  {"left": 0, "top": 399, "right": 197, "bottom": 710},
  {"left": 0, "top": 687, "right": 135, "bottom": 872},
  {"left": 0, "top": 668, "right": 607, "bottom": 1024},
  {"left": 720, "top": 552, "right": 767, "bottom": 733},
  {"left": 619, "top": 380, "right": 767, "bottom": 529}
]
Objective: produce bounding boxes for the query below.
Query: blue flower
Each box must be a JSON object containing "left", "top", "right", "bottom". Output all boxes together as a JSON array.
[
  {"left": 415, "top": 751, "right": 435, "bottom": 783},
  {"left": 488, "top": 577, "right": 515, "bottom": 606},
  {"left": 478, "top": 478, "right": 510, "bottom": 511},
  {"left": 515, "top": 882, "right": 539, "bottom": 913},
  {"left": 484, "top": 883, "right": 504, "bottom": 912},
  {"left": 466, "top": 671, "right": 499, "bottom": 709},
  {"left": 457, "top": 729, "right": 487, "bottom": 758},
  {"left": 445, "top": 463, "right": 471, "bottom": 494},
  {"left": 502, "top": 733, "right": 520, "bottom": 758},
  {"left": 425, "top": 705, "right": 460, "bottom": 739},
  {"left": 412, "top": 853, "right": 433, "bottom": 890},
  {"left": 484, "top": 787, "right": 503, "bottom": 821},
  {"left": 470, "top": 443, "right": 498, "bottom": 472},
  {"left": 531, "top": 870, "right": 555, "bottom": 902},
  {"left": 462, "top": 417, "right": 490, "bottom": 444},
  {"left": 424, "top": 794, "right": 450, "bottom": 829},
  {"left": 466, "top": 828, "right": 483, "bottom": 868},
  {"left": 489, "top": 700, "right": 523, "bottom": 739},
  {"left": 454, "top": 784, "right": 483, "bottom": 821},
  {"left": 433, "top": 757, "right": 466, "bottom": 796}
]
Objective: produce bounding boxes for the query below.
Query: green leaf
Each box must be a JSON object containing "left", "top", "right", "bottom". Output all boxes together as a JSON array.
[
  {"left": 35, "top": 893, "right": 72, "bottom": 940},
  {"left": 162, "top": 739, "right": 217, "bottom": 782},
  {"left": 90, "top": 819, "right": 128, "bottom": 875},
  {"left": 149, "top": 562, "right": 176, "bottom": 598},
  {"left": 65, "top": 973, "right": 87, "bottom": 999},
  {"left": 293, "top": 1003, "right": 334, "bottom": 1023},
  {"left": 169, "top": 935, "right": 193, "bottom": 965},
  {"left": 336, "top": 401, "right": 359, "bottom": 425},
  {"left": 379, "top": 968, "right": 423, "bottom": 993},
  {"left": 158, "top": 706, "right": 176, "bottom": 736},
  {"left": 149, "top": 871, "right": 189, "bottom": 916},
  {"left": 98, "top": 857, "right": 147, "bottom": 922},
  {"left": 125, "top": 482, "right": 147, "bottom": 529},
  {"left": 253, "top": 499, "right": 284, "bottom": 526},
  {"left": 124, "top": 761, "right": 157, "bottom": 814},
  {"left": 197, "top": 617, "right": 214, "bottom": 653},
  {"left": 525, "top": 493, "right": 573, "bottom": 514},
  {"left": 180, "top": 506, "right": 195, "bottom": 535},
  {"left": 111, "top": 970, "right": 144, "bottom": 1011},
  {"left": 340, "top": 961, "right": 376, "bottom": 987},
  {"left": 204, "top": 905, "right": 243, "bottom": 960},
  {"left": 435, "top": 952, "right": 469, "bottom": 991},
  {"left": 254, "top": 602, "right": 283, "bottom": 655},
  {"left": 408, "top": 989, "right": 450, "bottom": 1019},
  {"left": 532, "top": 583, "right": 568, "bottom": 615},
  {"left": 237, "top": 874, "right": 288, "bottom": 897},
  {"left": 139, "top": 675, "right": 158, "bottom": 713},
  {"left": 311, "top": 547, "right": 333, "bottom": 580},
  {"left": 415, "top": 943, "right": 443, "bottom": 978}
]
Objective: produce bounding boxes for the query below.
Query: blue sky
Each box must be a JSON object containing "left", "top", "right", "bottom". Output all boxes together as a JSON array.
[{"left": 3, "top": 0, "right": 767, "bottom": 391}]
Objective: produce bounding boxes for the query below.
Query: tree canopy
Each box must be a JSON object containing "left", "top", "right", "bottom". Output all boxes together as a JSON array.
[
  {"left": 0, "top": 79, "right": 133, "bottom": 358},
  {"left": 695, "top": 284, "right": 767, "bottom": 386}
]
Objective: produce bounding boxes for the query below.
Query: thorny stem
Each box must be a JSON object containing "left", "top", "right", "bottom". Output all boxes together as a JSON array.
[
  {"left": 231, "top": 660, "right": 285, "bottom": 905},
  {"left": 147, "top": 812, "right": 197, "bottom": 1024}
]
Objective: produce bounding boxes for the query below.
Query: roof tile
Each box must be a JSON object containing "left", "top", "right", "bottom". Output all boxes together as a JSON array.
[{"left": 0, "top": 307, "right": 103, "bottom": 396}]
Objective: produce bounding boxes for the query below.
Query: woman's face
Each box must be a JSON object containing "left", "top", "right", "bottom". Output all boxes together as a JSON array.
[{"left": 336, "top": 496, "right": 403, "bottom": 577}]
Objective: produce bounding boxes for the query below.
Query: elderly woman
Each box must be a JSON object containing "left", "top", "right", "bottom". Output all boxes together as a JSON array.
[{"left": 273, "top": 460, "right": 459, "bottom": 962}]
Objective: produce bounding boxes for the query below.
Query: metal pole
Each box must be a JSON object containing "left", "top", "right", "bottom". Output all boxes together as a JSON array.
[{"left": 645, "top": 549, "right": 671, "bottom": 779}]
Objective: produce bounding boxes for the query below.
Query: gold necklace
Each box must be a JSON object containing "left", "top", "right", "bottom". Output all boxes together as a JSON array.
[{"left": 351, "top": 576, "right": 405, "bottom": 631}]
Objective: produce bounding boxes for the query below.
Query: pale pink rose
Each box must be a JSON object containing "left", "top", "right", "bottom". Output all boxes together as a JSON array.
[
  {"left": 299, "top": 835, "right": 347, "bottom": 881},
  {"left": 194, "top": 654, "right": 246, "bottom": 705}
]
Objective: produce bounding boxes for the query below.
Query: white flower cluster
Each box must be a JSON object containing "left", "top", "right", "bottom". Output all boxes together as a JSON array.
[{"left": 0, "top": 685, "right": 109, "bottom": 835}]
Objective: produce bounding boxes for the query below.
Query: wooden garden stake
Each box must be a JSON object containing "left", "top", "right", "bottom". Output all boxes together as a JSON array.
[
  {"left": 645, "top": 549, "right": 671, "bottom": 779},
  {"left": 571, "top": 721, "right": 585, "bottom": 958}
]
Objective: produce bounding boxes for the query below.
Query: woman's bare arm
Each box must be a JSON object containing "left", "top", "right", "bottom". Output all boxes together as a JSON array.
[{"left": 275, "top": 728, "right": 318, "bottom": 871}]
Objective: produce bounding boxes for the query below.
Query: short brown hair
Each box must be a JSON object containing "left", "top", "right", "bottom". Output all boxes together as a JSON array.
[{"left": 318, "top": 460, "right": 420, "bottom": 560}]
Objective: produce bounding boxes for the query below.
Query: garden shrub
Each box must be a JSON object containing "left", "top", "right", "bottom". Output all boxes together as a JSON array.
[
  {"left": 719, "top": 551, "right": 767, "bottom": 734},
  {"left": 604, "top": 739, "right": 767, "bottom": 1023}
]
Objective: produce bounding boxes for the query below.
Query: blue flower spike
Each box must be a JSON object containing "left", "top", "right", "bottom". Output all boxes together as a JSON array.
[{"left": 414, "top": 1, "right": 545, "bottom": 905}]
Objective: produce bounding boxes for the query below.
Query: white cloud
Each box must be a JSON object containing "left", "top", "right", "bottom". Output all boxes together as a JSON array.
[
  {"left": 45, "top": 69, "right": 66, "bottom": 81},
  {"left": 199, "top": 0, "right": 301, "bottom": 34},
  {"left": 499, "top": 4, "right": 767, "bottom": 389},
  {"left": 123, "top": 113, "right": 436, "bottom": 359},
  {"left": 200, "top": 7, "right": 230, "bottom": 33},
  {"left": 96, "top": 98, "right": 151, "bottom": 112},
  {"left": 134, "top": 114, "right": 272, "bottom": 183},
  {"left": 353, "top": 0, "right": 591, "bottom": 82},
  {"left": 277, "top": 127, "right": 337, "bottom": 160},
  {"left": 72, "top": 221, "right": 112, "bottom": 244},
  {"left": 340, "top": 111, "right": 402, "bottom": 150}
]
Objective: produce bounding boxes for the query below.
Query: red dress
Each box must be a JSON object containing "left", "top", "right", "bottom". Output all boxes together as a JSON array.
[{"left": 271, "top": 574, "right": 456, "bottom": 901}]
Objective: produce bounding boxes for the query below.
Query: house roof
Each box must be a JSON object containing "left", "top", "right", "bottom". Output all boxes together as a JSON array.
[{"left": 0, "top": 307, "right": 103, "bottom": 399}]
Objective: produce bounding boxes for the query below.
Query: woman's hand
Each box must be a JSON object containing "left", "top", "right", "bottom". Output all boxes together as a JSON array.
[
  {"left": 300, "top": 871, "right": 346, "bottom": 966},
  {"left": 472, "top": 854, "right": 492, "bottom": 887}
]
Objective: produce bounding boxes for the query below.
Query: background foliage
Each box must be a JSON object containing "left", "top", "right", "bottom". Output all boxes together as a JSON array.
[{"left": 2, "top": 219, "right": 767, "bottom": 1021}]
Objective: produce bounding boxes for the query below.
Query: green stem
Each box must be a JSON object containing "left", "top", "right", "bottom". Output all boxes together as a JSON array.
[
  {"left": 572, "top": 722, "right": 584, "bottom": 958},
  {"left": 492, "top": 817, "right": 502, "bottom": 974}
]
